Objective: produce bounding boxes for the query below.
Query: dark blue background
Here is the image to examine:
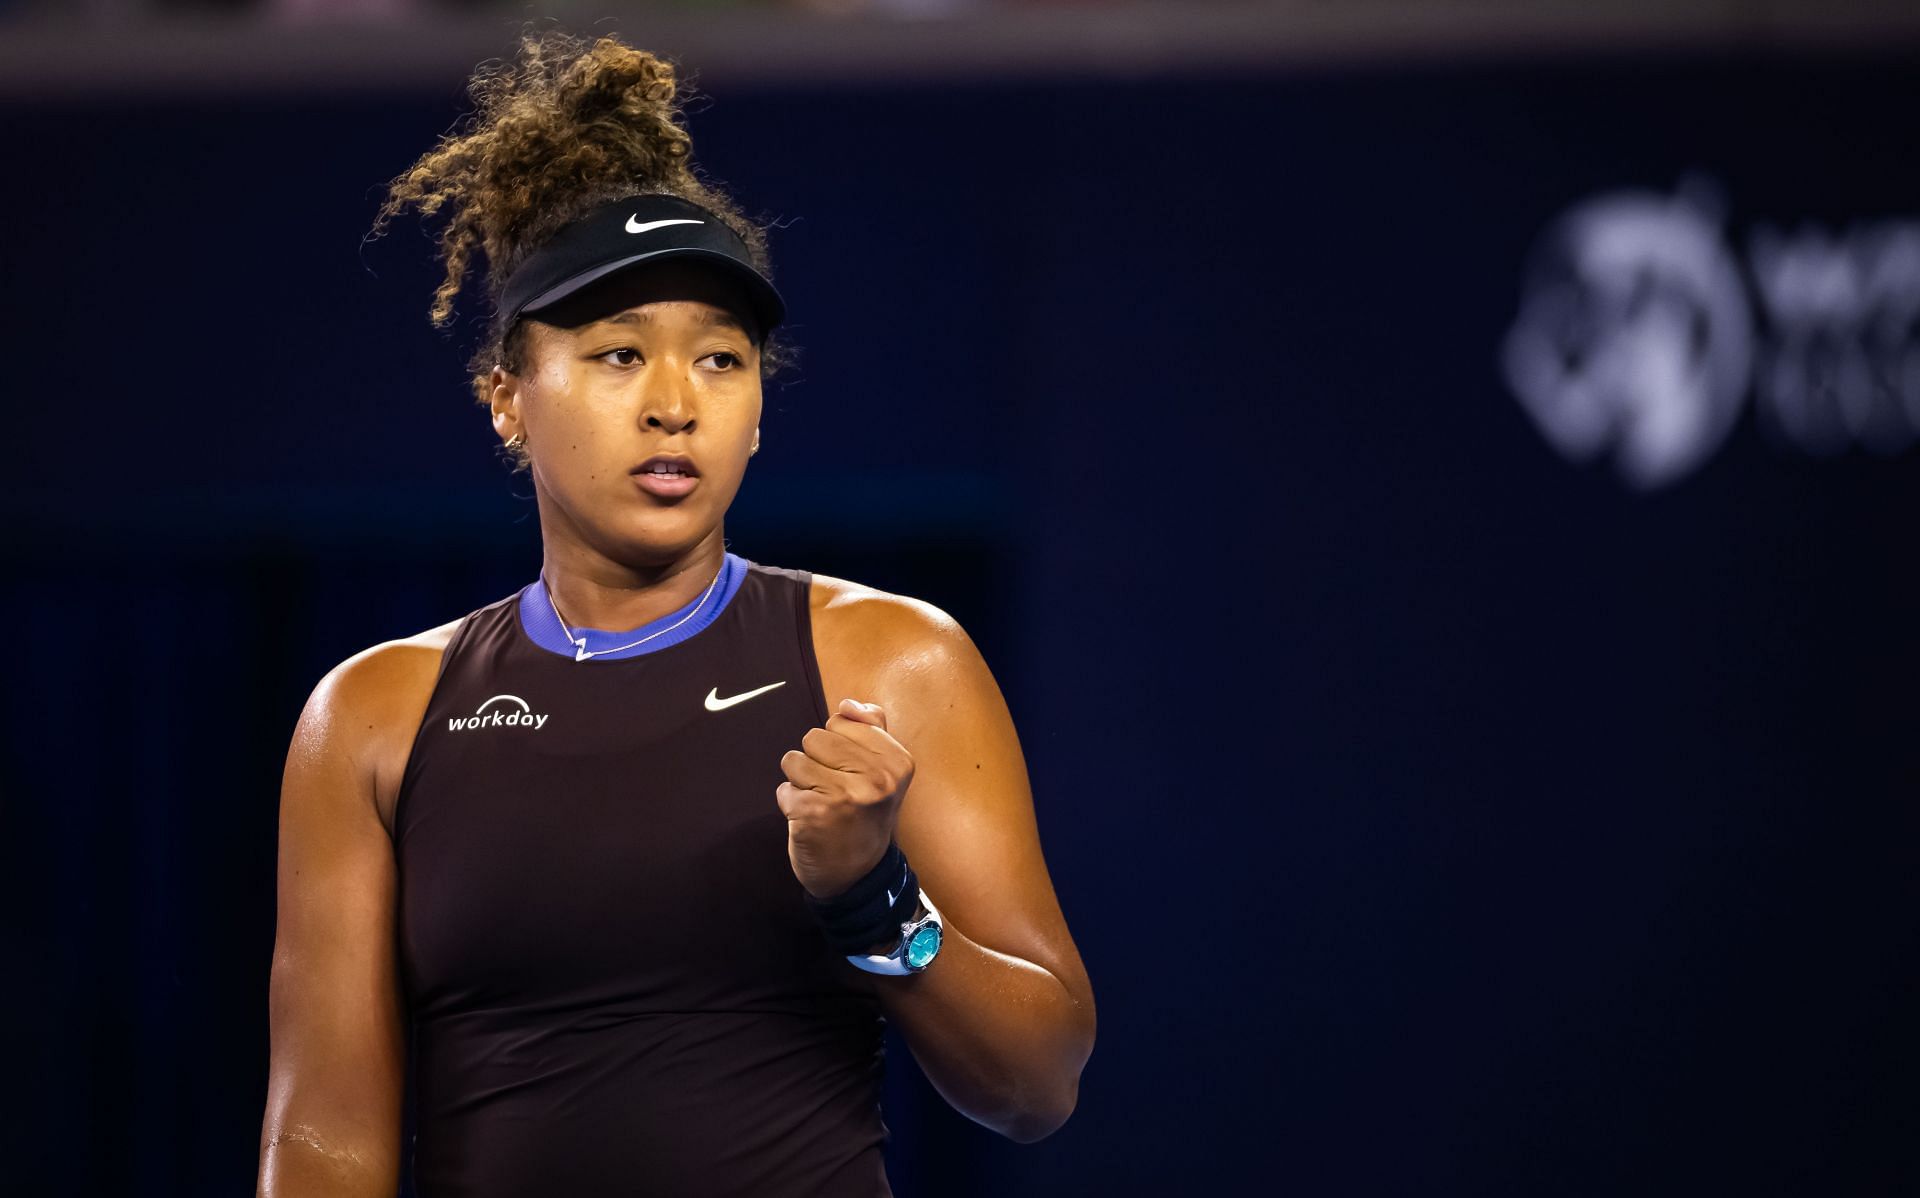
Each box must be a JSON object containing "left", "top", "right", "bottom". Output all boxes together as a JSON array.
[{"left": 5, "top": 48, "right": 1917, "bottom": 1195}]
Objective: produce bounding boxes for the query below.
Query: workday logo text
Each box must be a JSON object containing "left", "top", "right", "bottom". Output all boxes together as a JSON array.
[
  {"left": 1502, "top": 178, "right": 1920, "bottom": 490},
  {"left": 451, "top": 694, "right": 550, "bottom": 732}
]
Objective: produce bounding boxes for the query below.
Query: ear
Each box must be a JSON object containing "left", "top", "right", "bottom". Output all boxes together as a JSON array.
[{"left": 489, "top": 364, "right": 520, "bottom": 441}]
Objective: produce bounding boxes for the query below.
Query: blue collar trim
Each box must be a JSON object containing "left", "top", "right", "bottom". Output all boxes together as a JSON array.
[{"left": 517, "top": 551, "right": 748, "bottom": 661}]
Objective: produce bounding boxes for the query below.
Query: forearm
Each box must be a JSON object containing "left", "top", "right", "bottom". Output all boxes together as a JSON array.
[{"left": 867, "top": 914, "right": 1095, "bottom": 1142}]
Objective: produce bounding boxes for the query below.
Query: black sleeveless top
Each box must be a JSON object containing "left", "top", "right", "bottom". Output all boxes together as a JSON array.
[{"left": 393, "top": 554, "right": 890, "bottom": 1197}]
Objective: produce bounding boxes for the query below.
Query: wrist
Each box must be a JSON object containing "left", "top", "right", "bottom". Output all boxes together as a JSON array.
[
  {"left": 803, "top": 840, "right": 894, "bottom": 903},
  {"left": 847, "top": 885, "right": 945, "bottom": 976},
  {"left": 860, "top": 896, "right": 926, "bottom": 955},
  {"left": 802, "top": 840, "right": 921, "bottom": 954}
]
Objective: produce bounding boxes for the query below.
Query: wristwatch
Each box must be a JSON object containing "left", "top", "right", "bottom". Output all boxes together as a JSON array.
[{"left": 846, "top": 886, "right": 944, "bottom": 976}]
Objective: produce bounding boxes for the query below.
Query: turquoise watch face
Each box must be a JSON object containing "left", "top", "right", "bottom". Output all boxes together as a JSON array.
[{"left": 905, "top": 923, "right": 942, "bottom": 970}]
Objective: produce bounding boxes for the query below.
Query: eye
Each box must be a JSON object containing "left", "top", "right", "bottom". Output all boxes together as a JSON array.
[
  {"left": 599, "top": 347, "right": 642, "bottom": 367},
  {"left": 700, "top": 351, "right": 742, "bottom": 371}
]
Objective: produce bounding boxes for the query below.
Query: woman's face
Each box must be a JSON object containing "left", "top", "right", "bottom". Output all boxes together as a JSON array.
[{"left": 492, "top": 261, "right": 763, "bottom": 566}]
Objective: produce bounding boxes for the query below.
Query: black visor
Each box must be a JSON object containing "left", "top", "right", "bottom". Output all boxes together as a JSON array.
[{"left": 496, "top": 193, "right": 786, "bottom": 337}]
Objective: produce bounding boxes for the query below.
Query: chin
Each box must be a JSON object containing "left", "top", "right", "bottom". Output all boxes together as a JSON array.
[{"left": 614, "top": 510, "right": 719, "bottom": 554}]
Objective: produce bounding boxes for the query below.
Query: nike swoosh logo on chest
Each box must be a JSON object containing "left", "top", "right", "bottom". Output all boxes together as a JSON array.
[{"left": 705, "top": 680, "right": 788, "bottom": 711}]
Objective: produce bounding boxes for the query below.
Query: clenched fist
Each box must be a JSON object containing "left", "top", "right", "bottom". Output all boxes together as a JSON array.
[{"left": 776, "top": 697, "right": 915, "bottom": 899}]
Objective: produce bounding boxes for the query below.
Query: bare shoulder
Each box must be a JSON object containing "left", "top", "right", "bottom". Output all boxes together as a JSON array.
[
  {"left": 311, "top": 615, "right": 463, "bottom": 721},
  {"left": 807, "top": 570, "right": 968, "bottom": 660},
  {"left": 805, "top": 571, "right": 991, "bottom": 745},
  {"left": 298, "top": 615, "right": 465, "bottom": 839},
  {"left": 389, "top": 616, "right": 465, "bottom": 655}
]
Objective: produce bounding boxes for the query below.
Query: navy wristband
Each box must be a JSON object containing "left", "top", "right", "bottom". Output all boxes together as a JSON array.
[{"left": 804, "top": 842, "right": 921, "bottom": 954}]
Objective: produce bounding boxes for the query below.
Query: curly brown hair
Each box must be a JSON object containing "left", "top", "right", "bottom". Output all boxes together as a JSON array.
[{"left": 370, "top": 28, "right": 793, "bottom": 473}]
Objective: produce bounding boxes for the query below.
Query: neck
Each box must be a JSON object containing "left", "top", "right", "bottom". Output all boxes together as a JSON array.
[{"left": 540, "top": 530, "right": 728, "bottom": 633}]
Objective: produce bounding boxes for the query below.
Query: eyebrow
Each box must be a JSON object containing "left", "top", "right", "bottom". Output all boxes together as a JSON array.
[{"left": 597, "top": 309, "right": 751, "bottom": 335}]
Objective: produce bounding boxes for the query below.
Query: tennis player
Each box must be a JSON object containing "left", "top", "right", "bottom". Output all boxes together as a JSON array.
[{"left": 256, "top": 28, "right": 1095, "bottom": 1198}]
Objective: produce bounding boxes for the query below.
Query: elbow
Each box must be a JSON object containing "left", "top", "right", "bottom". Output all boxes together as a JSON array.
[
  {"left": 1001, "top": 997, "right": 1093, "bottom": 1143},
  {"left": 998, "top": 1077, "right": 1081, "bottom": 1145},
  {"left": 975, "top": 979, "right": 1096, "bottom": 1144},
  {"left": 1002, "top": 1108, "right": 1071, "bottom": 1145}
]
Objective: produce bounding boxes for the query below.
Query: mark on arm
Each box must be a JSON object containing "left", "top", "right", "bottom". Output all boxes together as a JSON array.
[{"left": 266, "top": 1123, "right": 367, "bottom": 1171}]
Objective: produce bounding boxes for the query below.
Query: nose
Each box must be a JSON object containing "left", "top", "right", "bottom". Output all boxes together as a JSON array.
[{"left": 638, "top": 364, "right": 696, "bottom": 435}]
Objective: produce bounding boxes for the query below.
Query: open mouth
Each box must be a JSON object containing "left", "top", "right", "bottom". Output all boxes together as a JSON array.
[{"left": 632, "top": 455, "right": 701, "bottom": 497}]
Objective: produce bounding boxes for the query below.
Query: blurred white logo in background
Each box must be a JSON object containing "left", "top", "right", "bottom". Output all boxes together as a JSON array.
[
  {"left": 1502, "top": 184, "right": 1752, "bottom": 490},
  {"left": 1750, "top": 220, "right": 1920, "bottom": 458},
  {"left": 1502, "top": 179, "right": 1920, "bottom": 489}
]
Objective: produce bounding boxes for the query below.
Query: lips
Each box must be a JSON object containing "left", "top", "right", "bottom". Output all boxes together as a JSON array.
[
  {"left": 632, "top": 454, "right": 701, "bottom": 478},
  {"left": 632, "top": 454, "right": 700, "bottom": 499}
]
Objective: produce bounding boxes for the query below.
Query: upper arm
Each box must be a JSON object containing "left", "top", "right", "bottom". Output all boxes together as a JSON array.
[
  {"left": 858, "top": 599, "right": 1096, "bottom": 1036},
  {"left": 259, "top": 650, "right": 411, "bottom": 1195}
]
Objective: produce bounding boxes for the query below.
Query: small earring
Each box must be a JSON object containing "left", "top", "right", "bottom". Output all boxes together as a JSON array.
[{"left": 505, "top": 432, "right": 525, "bottom": 451}]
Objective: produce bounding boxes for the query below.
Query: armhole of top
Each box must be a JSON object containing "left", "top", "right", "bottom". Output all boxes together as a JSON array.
[
  {"left": 427, "top": 614, "right": 468, "bottom": 691},
  {"left": 391, "top": 607, "right": 483, "bottom": 843},
  {"left": 792, "top": 569, "right": 834, "bottom": 728}
]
